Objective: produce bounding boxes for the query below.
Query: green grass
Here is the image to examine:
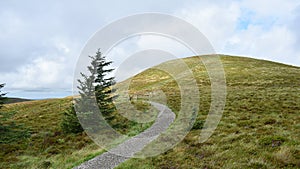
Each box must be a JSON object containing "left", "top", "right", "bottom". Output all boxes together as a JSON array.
[
  {"left": 0, "top": 98, "right": 103, "bottom": 169},
  {"left": 1, "top": 55, "right": 299, "bottom": 168},
  {"left": 115, "top": 55, "right": 300, "bottom": 168},
  {"left": 106, "top": 100, "right": 156, "bottom": 136},
  {"left": 0, "top": 99, "right": 155, "bottom": 168}
]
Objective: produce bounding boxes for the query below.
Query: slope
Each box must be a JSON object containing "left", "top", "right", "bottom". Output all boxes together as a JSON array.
[
  {"left": 116, "top": 55, "right": 300, "bottom": 168},
  {"left": 1, "top": 55, "right": 299, "bottom": 169}
]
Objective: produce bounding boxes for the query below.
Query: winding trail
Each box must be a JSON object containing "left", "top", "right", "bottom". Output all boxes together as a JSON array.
[{"left": 74, "top": 102, "right": 175, "bottom": 169}]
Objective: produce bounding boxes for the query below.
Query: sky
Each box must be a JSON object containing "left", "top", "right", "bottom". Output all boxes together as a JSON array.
[{"left": 0, "top": 0, "right": 300, "bottom": 99}]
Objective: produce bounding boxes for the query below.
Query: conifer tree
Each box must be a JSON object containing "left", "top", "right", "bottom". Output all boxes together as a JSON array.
[
  {"left": 76, "top": 49, "right": 116, "bottom": 116},
  {"left": 0, "top": 84, "right": 7, "bottom": 109},
  {"left": 63, "top": 49, "right": 116, "bottom": 134},
  {"left": 94, "top": 50, "right": 116, "bottom": 117}
]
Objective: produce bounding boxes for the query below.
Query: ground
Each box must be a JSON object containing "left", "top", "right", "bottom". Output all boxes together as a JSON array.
[{"left": 1, "top": 55, "right": 299, "bottom": 169}]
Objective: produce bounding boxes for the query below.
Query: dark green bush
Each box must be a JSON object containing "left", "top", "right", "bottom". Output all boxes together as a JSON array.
[
  {"left": 192, "top": 120, "right": 204, "bottom": 130},
  {"left": 60, "top": 104, "right": 83, "bottom": 134},
  {"left": 0, "top": 111, "right": 30, "bottom": 143}
]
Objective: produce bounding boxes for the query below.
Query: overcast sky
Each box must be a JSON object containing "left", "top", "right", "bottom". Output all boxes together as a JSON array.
[{"left": 0, "top": 0, "right": 299, "bottom": 99}]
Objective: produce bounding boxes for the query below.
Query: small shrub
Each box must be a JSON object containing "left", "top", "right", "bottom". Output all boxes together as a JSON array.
[
  {"left": 40, "top": 160, "right": 51, "bottom": 169},
  {"left": 264, "top": 118, "right": 277, "bottom": 125},
  {"left": 60, "top": 104, "right": 83, "bottom": 134},
  {"left": 192, "top": 120, "right": 204, "bottom": 130},
  {"left": 0, "top": 111, "right": 30, "bottom": 143}
]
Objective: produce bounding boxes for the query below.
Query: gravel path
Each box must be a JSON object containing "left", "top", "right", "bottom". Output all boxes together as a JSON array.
[{"left": 74, "top": 102, "right": 175, "bottom": 169}]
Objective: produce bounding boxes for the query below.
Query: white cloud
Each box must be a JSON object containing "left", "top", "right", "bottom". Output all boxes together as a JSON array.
[
  {"left": 18, "top": 58, "right": 63, "bottom": 87},
  {"left": 105, "top": 34, "right": 194, "bottom": 82},
  {"left": 178, "top": 1, "right": 241, "bottom": 51},
  {"left": 1, "top": 56, "right": 67, "bottom": 90},
  {"left": 0, "top": 10, "right": 25, "bottom": 39},
  {"left": 136, "top": 35, "right": 194, "bottom": 57},
  {"left": 227, "top": 25, "right": 299, "bottom": 64},
  {"left": 240, "top": 0, "right": 298, "bottom": 18},
  {"left": 1, "top": 0, "right": 300, "bottom": 98},
  {"left": 0, "top": 36, "right": 79, "bottom": 94},
  {"left": 176, "top": 0, "right": 300, "bottom": 66}
]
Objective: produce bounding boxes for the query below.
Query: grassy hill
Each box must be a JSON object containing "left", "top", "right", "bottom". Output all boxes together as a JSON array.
[
  {"left": 117, "top": 55, "right": 300, "bottom": 168},
  {"left": 0, "top": 98, "right": 104, "bottom": 169},
  {"left": 1, "top": 55, "right": 299, "bottom": 168}
]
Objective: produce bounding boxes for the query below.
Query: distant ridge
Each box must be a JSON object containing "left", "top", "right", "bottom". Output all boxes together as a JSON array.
[{"left": 4, "top": 97, "right": 33, "bottom": 104}]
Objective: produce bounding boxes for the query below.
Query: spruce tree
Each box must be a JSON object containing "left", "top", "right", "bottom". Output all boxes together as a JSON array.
[
  {"left": 94, "top": 49, "right": 116, "bottom": 117},
  {"left": 0, "top": 84, "right": 7, "bottom": 109},
  {"left": 61, "top": 49, "right": 116, "bottom": 133},
  {"left": 68, "top": 49, "right": 115, "bottom": 134},
  {"left": 76, "top": 49, "right": 116, "bottom": 116}
]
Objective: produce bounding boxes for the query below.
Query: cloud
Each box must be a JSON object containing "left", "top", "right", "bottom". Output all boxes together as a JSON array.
[
  {"left": 290, "top": 5, "right": 300, "bottom": 47},
  {"left": 114, "top": 49, "right": 177, "bottom": 81},
  {"left": 136, "top": 35, "right": 194, "bottom": 57},
  {"left": 240, "top": 0, "right": 298, "bottom": 18},
  {"left": 0, "top": 36, "right": 79, "bottom": 99},
  {"left": 105, "top": 34, "right": 195, "bottom": 82},
  {"left": 1, "top": 55, "right": 70, "bottom": 89},
  {"left": 226, "top": 25, "right": 299, "bottom": 63},
  {"left": 1, "top": 0, "right": 300, "bottom": 98},
  {"left": 0, "top": 0, "right": 188, "bottom": 97},
  {"left": 177, "top": 1, "right": 241, "bottom": 51},
  {"left": 175, "top": 0, "right": 300, "bottom": 66}
]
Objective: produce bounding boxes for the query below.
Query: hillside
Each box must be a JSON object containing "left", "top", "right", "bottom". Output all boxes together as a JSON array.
[
  {"left": 0, "top": 98, "right": 103, "bottom": 169},
  {"left": 1, "top": 55, "right": 299, "bottom": 169},
  {"left": 116, "top": 55, "right": 300, "bottom": 168}
]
